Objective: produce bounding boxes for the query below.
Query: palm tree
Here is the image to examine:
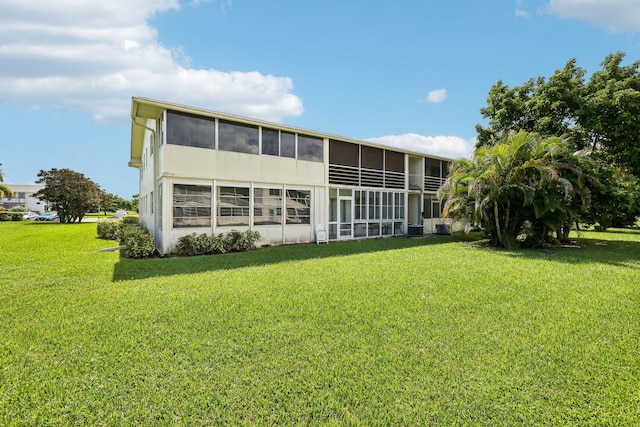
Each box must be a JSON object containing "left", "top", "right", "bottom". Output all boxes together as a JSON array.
[
  {"left": 0, "top": 163, "right": 14, "bottom": 199},
  {"left": 439, "top": 131, "right": 591, "bottom": 249}
]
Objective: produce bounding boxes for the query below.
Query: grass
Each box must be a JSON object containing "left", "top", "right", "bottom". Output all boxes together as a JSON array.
[{"left": 1, "top": 221, "right": 639, "bottom": 425}]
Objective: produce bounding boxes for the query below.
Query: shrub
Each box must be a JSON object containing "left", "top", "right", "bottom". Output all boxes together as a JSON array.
[
  {"left": 210, "top": 233, "right": 230, "bottom": 254},
  {"left": 9, "top": 206, "right": 28, "bottom": 212},
  {"left": 226, "top": 229, "right": 261, "bottom": 252},
  {"left": 96, "top": 219, "right": 123, "bottom": 241},
  {"left": 176, "top": 233, "right": 213, "bottom": 256},
  {"left": 0, "top": 212, "right": 23, "bottom": 221},
  {"left": 122, "top": 224, "right": 155, "bottom": 258},
  {"left": 174, "top": 230, "right": 259, "bottom": 256},
  {"left": 122, "top": 216, "right": 140, "bottom": 225}
]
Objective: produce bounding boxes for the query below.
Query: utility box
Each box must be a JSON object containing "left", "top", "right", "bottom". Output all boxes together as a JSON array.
[
  {"left": 436, "top": 224, "right": 451, "bottom": 235},
  {"left": 408, "top": 225, "right": 423, "bottom": 237}
]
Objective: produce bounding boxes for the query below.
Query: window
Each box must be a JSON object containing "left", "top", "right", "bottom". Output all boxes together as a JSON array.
[
  {"left": 329, "top": 188, "right": 337, "bottom": 223},
  {"left": 362, "top": 146, "right": 383, "bottom": 170},
  {"left": 381, "top": 192, "right": 392, "bottom": 220},
  {"left": 173, "top": 184, "right": 212, "bottom": 228},
  {"left": 254, "top": 188, "right": 283, "bottom": 225},
  {"left": 394, "top": 193, "right": 405, "bottom": 219},
  {"left": 166, "top": 110, "right": 215, "bottom": 149},
  {"left": 385, "top": 150, "right": 404, "bottom": 173},
  {"left": 298, "top": 134, "right": 323, "bottom": 162},
  {"left": 368, "top": 191, "right": 380, "bottom": 220},
  {"left": 423, "top": 195, "right": 441, "bottom": 219},
  {"left": 425, "top": 158, "right": 442, "bottom": 177},
  {"left": 262, "top": 128, "right": 279, "bottom": 156},
  {"left": 329, "top": 140, "right": 359, "bottom": 167},
  {"left": 217, "top": 186, "right": 250, "bottom": 226},
  {"left": 286, "top": 189, "right": 311, "bottom": 224},
  {"left": 281, "top": 131, "right": 296, "bottom": 158},
  {"left": 354, "top": 190, "right": 366, "bottom": 220},
  {"left": 219, "top": 120, "right": 259, "bottom": 154}
]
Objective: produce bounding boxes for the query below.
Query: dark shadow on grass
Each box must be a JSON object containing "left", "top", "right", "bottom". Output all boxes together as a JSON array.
[
  {"left": 112, "top": 234, "right": 477, "bottom": 282},
  {"left": 467, "top": 235, "right": 640, "bottom": 270}
]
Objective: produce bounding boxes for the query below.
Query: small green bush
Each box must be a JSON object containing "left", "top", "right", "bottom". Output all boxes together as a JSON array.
[
  {"left": 227, "top": 229, "right": 261, "bottom": 252},
  {"left": 96, "top": 219, "right": 123, "bottom": 241},
  {"left": 0, "top": 212, "right": 23, "bottom": 221},
  {"left": 121, "top": 216, "right": 140, "bottom": 225},
  {"left": 9, "top": 206, "right": 28, "bottom": 212},
  {"left": 174, "top": 230, "right": 259, "bottom": 256},
  {"left": 176, "top": 233, "right": 213, "bottom": 256},
  {"left": 122, "top": 224, "right": 155, "bottom": 258},
  {"left": 210, "top": 233, "right": 229, "bottom": 254}
]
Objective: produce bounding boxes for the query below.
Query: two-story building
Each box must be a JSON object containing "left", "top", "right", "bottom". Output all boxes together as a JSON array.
[
  {"left": 129, "top": 97, "right": 452, "bottom": 254},
  {"left": 0, "top": 184, "right": 46, "bottom": 212}
]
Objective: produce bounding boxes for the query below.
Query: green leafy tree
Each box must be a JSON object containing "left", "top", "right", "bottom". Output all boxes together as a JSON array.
[
  {"left": 476, "top": 52, "right": 640, "bottom": 177},
  {"left": 577, "top": 52, "right": 640, "bottom": 175},
  {"left": 439, "top": 131, "right": 591, "bottom": 249},
  {"left": 580, "top": 159, "right": 640, "bottom": 230},
  {"left": 0, "top": 163, "right": 14, "bottom": 199},
  {"left": 34, "top": 168, "right": 104, "bottom": 223},
  {"left": 476, "top": 59, "right": 585, "bottom": 146}
]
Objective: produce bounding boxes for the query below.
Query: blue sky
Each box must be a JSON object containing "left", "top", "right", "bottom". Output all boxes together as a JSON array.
[{"left": 2, "top": 0, "right": 640, "bottom": 198}]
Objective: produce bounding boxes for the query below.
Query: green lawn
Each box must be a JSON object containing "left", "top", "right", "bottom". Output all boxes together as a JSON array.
[{"left": 1, "top": 222, "right": 639, "bottom": 425}]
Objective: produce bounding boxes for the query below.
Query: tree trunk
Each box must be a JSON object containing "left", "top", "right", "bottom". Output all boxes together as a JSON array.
[
  {"left": 557, "top": 223, "right": 571, "bottom": 243},
  {"left": 493, "top": 203, "right": 503, "bottom": 247}
]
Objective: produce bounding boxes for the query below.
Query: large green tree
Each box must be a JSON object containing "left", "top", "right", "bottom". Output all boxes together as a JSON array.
[
  {"left": 34, "top": 168, "right": 104, "bottom": 223},
  {"left": 0, "top": 163, "right": 14, "bottom": 199},
  {"left": 439, "top": 131, "right": 591, "bottom": 249},
  {"left": 476, "top": 52, "right": 640, "bottom": 177}
]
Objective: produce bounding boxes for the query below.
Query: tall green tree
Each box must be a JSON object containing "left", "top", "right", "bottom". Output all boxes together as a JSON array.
[
  {"left": 439, "top": 131, "right": 591, "bottom": 249},
  {"left": 577, "top": 52, "right": 640, "bottom": 175},
  {"left": 34, "top": 168, "right": 104, "bottom": 223},
  {"left": 476, "top": 52, "right": 640, "bottom": 177},
  {"left": 0, "top": 163, "right": 14, "bottom": 199},
  {"left": 580, "top": 159, "right": 640, "bottom": 230}
]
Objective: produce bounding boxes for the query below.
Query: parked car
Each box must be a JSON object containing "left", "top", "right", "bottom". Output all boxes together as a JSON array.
[
  {"left": 23, "top": 212, "right": 39, "bottom": 220},
  {"left": 114, "top": 209, "right": 128, "bottom": 218},
  {"left": 35, "top": 212, "right": 59, "bottom": 221}
]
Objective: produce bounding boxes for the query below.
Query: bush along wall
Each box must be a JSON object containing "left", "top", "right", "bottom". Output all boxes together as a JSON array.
[
  {"left": 96, "top": 217, "right": 155, "bottom": 258},
  {"left": 121, "top": 224, "right": 155, "bottom": 258},
  {"left": 175, "top": 230, "right": 261, "bottom": 257}
]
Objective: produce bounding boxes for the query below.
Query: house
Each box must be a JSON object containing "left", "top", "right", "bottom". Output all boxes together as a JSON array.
[
  {"left": 0, "top": 184, "right": 46, "bottom": 212},
  {"left": 129, "top": 97, "right": 453, "bottom": 254}
]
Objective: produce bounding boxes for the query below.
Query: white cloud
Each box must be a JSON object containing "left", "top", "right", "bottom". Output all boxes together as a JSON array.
[
  {"left": 366, "top": 134, "right": 475, "bottom": 160},
  {"left": 0, "top": 0, "right": 303, "bottom": 123},
  {"left": 515, "top": 8, "right": 530, "bottom": 18},
  {"left": 421, "top": 88, "right": 448, "bottom": 104},
  {"left": 542, "top": 0, "right": 640, "bottom": 32}
]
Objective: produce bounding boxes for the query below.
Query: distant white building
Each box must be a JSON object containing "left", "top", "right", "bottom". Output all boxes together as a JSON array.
[
  {"left": 0, "top": 184, "right": 47, "bottom": 212},
  {"left": 129, "top": 97, "right": 453, "bottom": 254}
]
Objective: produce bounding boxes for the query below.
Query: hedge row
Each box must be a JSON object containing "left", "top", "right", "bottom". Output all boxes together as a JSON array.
[
  {"left": 96, "top": 216, "right": 155, "bottom": 258},
  {"left": 175, "top": 230, "right": 261, "bottom": 256},
  {"left": 0, "top": 212, "right": 24, "bottom": 221},
  {"left": 96, "top": 216, "right": 140, "bottom": 241}
]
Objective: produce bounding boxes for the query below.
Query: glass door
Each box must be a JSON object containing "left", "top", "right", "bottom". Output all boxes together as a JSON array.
[{"left": 338, "top": 193, "right": 353, "bottom": 240}]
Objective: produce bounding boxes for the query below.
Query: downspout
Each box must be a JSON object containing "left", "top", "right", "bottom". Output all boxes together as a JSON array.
[
  {"left": 131, "top": 117, "right": 158, "bottom": 246},
  {"left": 131, "top": 117, "right": 156, "bottom": 143}
]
